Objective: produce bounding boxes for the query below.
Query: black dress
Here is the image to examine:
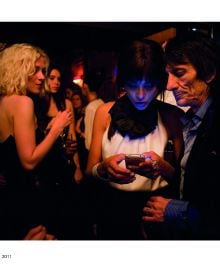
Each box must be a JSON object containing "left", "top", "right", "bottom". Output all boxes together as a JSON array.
[
  {"left": 0, "top": 132, "right": 93, "bottom": 240},
  {"left": 28, "top": 94, "right": 93, "bottom": 239},
  {"left": 31, "top": 119, "right": 93, "bottom": 240},
  {"left": 0, "top": 136, "right": 40, "bottom": 239}
]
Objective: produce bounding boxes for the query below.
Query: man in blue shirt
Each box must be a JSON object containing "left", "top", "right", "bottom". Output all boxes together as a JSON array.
[{"left": 142, "top": 32, "right": 220, "bottom": 239}]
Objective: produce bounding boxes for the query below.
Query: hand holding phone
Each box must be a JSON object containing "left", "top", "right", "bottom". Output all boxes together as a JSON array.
[{"left": 125, "top": 154, "right": 145, "bottom": 169}]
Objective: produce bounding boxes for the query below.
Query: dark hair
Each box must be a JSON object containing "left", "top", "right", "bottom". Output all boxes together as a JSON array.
[
  {"left": 84, "top": 69, "right": 104, "bottom": 94},
  {"left": 46, "top": 63, "right": 66, "bottom": 111},
  {"left": 66, "top": 82, "right": 83, "bottom": 96},
  {"left": 165, "top": 32, "right": 220, "bottom": 99},
  {"left": 116, "top": 39, "right": 167, "bottom": 93},
  {"left": 70, "top": 83, "right": 87, "bottom": 107}
]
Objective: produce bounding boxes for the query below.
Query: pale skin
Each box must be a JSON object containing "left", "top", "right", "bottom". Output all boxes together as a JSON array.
[
  {"left": 142, "top": 62, "right": 215, "bottom": 223},
  {"left": 0, "top": 57, "right": 72, "bottom": 170},
  {"left": 46, "top": 69, "right": 83, "bottom": 184},
  {"left": 86, "top": 81, "right": 182, "bottom": 184}
]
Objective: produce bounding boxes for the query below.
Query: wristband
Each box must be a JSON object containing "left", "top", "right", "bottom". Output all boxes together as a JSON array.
[{"left": 92, "top": 163, "right": 109, "bottom": 181}]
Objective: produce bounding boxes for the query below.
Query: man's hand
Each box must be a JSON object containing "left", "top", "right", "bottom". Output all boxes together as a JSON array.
[{"left": 142, "top": 196, "right": 171, "bottom": 222}]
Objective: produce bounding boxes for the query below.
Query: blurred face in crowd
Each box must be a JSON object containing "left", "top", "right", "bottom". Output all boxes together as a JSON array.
[
  {"left": 125, "top": 79, "right": 158, "bottom": 110},
  {"left": 47, "top": 69, "right": 61, "bottom": 93},
  {"left": 72, "top": 94, "right": 82, "bottom": 109},
  {"left": 166, "top": 63, "right": 212, "bottom": 112},
  {"left": 66, "top": 88, "right": 74, "bottom": 100},
  {"left": 27, "top": 56, "right": 47, "bottom": 94}
]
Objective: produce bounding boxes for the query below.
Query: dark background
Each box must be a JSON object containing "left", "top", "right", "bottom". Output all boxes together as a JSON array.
[
  {"left": 0, "top": 22, "right": 218, "bottom": 57},
  {"left": 0, "top": 22, "right": 219, "bottom": 86}
]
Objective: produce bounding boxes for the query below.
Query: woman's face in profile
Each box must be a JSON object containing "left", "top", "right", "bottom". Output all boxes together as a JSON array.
[
  {"left": 27, "top": 56, "right": 47, "bottom": 95},
  {"left": 125, "top": 79, "right": 158, "bottom": 110}
]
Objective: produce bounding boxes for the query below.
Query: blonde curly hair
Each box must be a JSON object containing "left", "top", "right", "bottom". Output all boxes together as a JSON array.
[{"left": 0, "top": 43, "right": 49, "bottom": 96}]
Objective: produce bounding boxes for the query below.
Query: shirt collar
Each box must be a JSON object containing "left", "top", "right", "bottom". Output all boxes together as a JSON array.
[
  {"left": 195, "top": 96, "right": 213, "bottom": 120},
  {"left": 181, "top": 97, "right": 213, "bottom": 125}
]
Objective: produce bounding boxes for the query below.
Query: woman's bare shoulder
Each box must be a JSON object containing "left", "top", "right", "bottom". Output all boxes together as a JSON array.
[
  {"left": 96, "top": 101, "right": 115, "bottom": 114},
  {"left": 1, "top": 95, "right": 34, "bottom": 124},
  {"left": 65, "top": 98, "right": 72, "bottom": 109},
  {"left": 94, "top": 102, "right": 114, "bottom": 128},
  {"left": 4, "top": 95, "right": 33, "bottom": 110}
]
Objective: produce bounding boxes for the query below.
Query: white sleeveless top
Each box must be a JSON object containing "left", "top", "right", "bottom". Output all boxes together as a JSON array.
[{"left": 102, "top": 113, "right": 169, "bottom": 191}]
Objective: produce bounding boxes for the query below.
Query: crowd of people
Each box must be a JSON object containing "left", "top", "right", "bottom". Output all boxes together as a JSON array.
[{"left": 0, "top": 31, "right": 219, "bottom": 240}]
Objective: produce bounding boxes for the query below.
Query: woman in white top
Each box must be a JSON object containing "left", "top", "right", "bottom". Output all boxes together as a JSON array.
[{"left": 86, "top": 39, "right": 184, "bottom": 239}]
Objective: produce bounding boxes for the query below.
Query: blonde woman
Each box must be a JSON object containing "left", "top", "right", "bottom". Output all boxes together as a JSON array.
[{"left": 0, "top": 43, "right": 72, "bottom": 239}]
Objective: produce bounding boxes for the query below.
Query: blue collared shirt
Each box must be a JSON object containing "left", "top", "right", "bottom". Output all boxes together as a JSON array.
[
  {"left": 165, "top": 97, "right": 213, "bottom": 228},
  {"left": 179, "top": 97, "right": 213, "bottom": 198}
]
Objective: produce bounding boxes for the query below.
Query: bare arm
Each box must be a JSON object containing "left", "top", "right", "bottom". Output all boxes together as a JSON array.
[
  {"left": 66, "top": 99, "right": 77, "bottom": 142},
  {"left": 86, "top": 103, "right": 134, "bottom": 184},
  {"left": 86, "top": 103, "right": 109, "bottom": 175},
  {"left": 14, "top": 96, "right": 72, "bottom": 170},
  {"left": 65, "top": 99, "right": 83, "bottom": 183}
]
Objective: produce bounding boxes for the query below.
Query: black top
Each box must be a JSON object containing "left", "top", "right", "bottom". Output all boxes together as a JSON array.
[
  {"left": 34, "top": 116, "right": 74, "bottom": 190},
  {"left": 108, "top": 94, "right": 158, "bottom": 139},
  {"left": 0, "top": 135, "right": 33, "bottom": 191},
  {"left": 0, "top": 136, "right": 40, "bottom": 239}
]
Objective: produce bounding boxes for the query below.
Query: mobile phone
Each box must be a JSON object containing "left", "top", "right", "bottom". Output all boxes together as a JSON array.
[{"left": 125, "top": 154, "right": 145, "bottom": 169}]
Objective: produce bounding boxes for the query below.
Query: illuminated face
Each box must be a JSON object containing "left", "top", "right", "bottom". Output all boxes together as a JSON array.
[
  {"left": 47, "top": 69, "right": 61, "bottom": 93},
  {"left": 72, "top": 94, "right": 82, "bottom": 109},
  {"left": 125, "top": 79, "right": 158, "bottom": 110},
  {"left": 27, "top": 56, "right": 47, "bottom": 94},
  {"left": 166, "top": 63, "right": 210, "bottom": 112}
]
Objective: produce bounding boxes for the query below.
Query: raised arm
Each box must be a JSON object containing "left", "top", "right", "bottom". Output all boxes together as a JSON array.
[
  {"left": 65, "top": 99, "right": 83, "bottom": 183},
  {"left": 14, "top": 96, "right": 72, "bottom": 170}
]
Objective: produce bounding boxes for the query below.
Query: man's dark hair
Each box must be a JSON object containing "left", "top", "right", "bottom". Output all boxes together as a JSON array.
[{"left": 165, "top": 32, "right": 220, "bottom": 99}]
